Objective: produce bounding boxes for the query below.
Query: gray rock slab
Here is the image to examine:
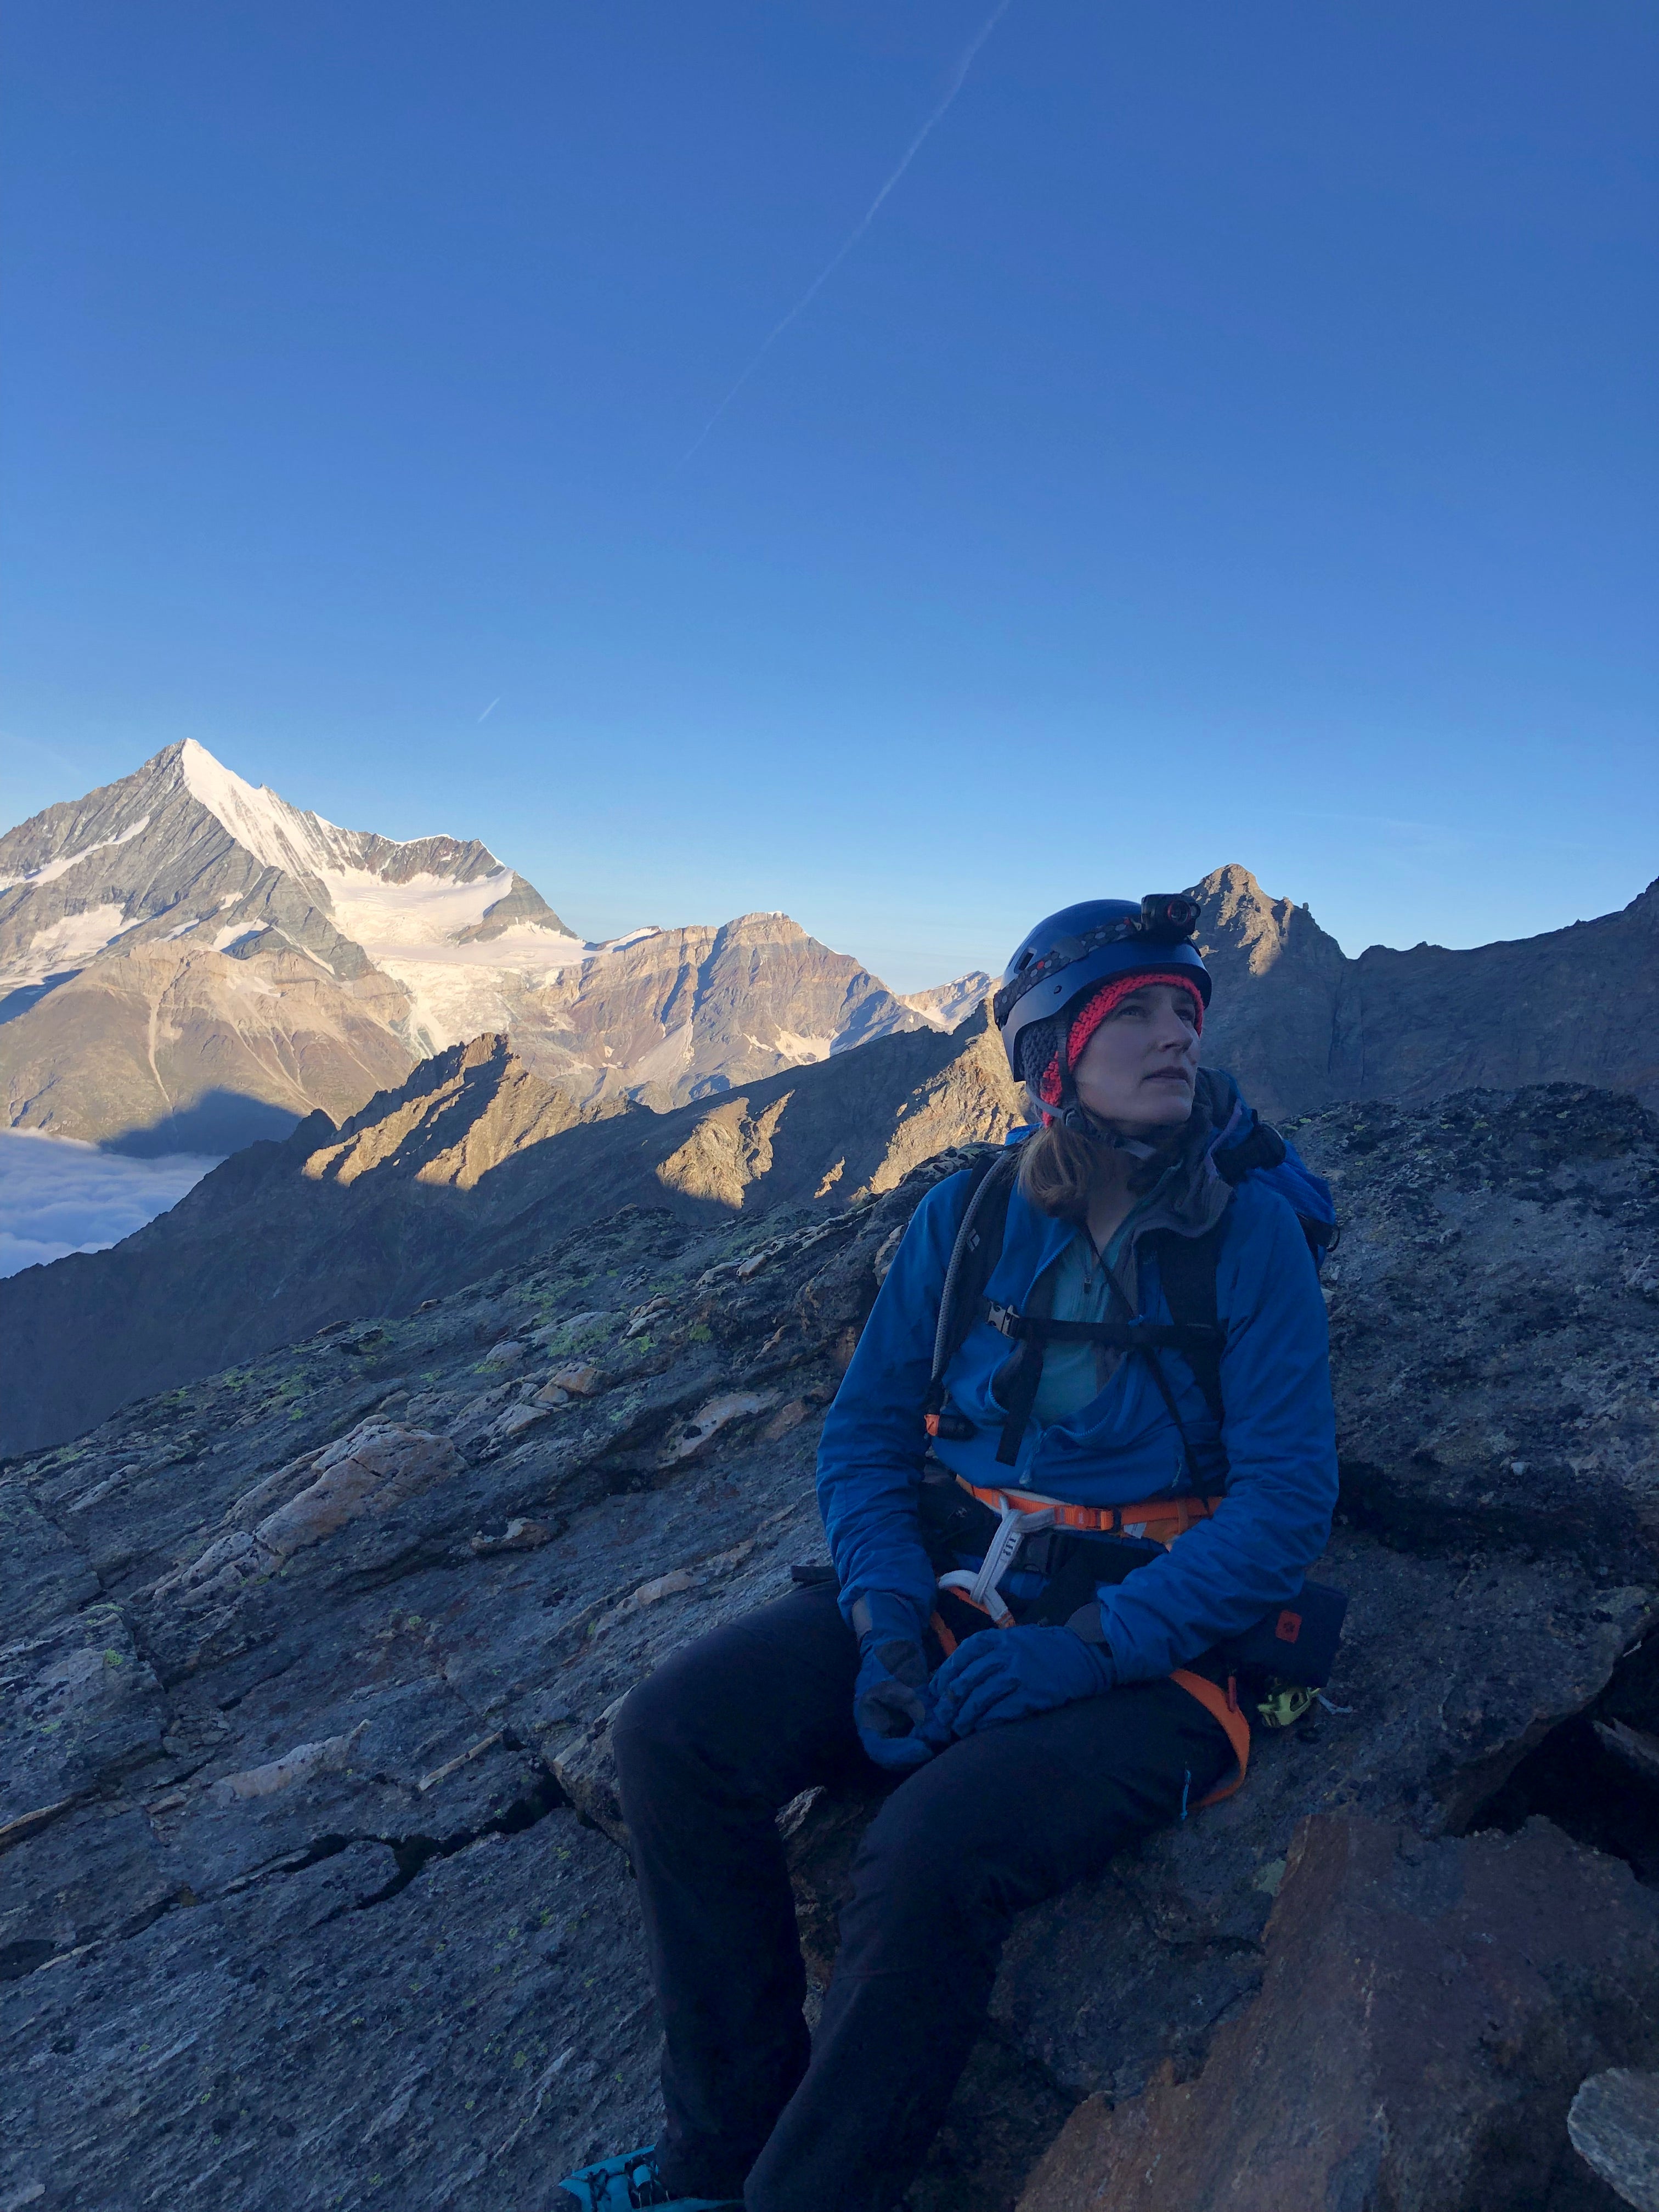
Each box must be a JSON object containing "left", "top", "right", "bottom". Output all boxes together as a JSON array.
[
  {"left": 1572, "top": 2070, "right": 1659, "bottom": 2212},
  {"left": 0, "top": 1482, "right": 101, "bottom": 1642},
  {"left": 0, "top": 1812, "right": 658, "bottom": 2212}
]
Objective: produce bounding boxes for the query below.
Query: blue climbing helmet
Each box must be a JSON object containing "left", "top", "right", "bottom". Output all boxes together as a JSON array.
[{"left": 993, "top": 894, "right": 1212, "bottom": 1092}]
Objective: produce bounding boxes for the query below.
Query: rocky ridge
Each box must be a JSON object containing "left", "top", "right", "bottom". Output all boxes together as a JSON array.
[
  {"left": 4, "top": 1081, "right": 1658, "bottom": 2209},
  {"left": 0, "top": 1007, "right": 1026, "bottom": 1458},
  {"left": 1195, "top": 861, "right": 1659, "bottom": 1120}
]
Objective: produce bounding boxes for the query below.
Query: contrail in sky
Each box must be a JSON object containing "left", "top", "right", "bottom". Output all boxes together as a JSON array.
[
  {"left": 477, "top": 698, "right": 500, "bottom": 724},
  {"left": 678, "top": 0, "right": 1017, "bottom": 467}
]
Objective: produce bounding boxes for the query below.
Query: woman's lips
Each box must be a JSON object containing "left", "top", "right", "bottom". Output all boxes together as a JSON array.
[{"left": 1145, "top": 1066, "right": 1192, "bottom": 1084}]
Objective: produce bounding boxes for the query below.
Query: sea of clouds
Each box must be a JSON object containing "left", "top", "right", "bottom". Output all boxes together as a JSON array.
[{"left": 0, "top": 1130, "right": 220, "bottom": 1276}]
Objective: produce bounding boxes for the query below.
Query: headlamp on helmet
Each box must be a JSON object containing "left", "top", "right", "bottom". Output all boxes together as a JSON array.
[{"left": 992, "top": 893, "right": 1212, "bottom": 1079}]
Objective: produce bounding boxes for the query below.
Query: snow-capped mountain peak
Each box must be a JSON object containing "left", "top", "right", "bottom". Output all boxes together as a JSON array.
[
  {"left": 177, "top": 737, "right": 354, "bottom": 880},
  {"left": 175, "top": 740, "right": 569, "bottom": 941},
  {"left": 1, "top": 741, "right": 974, "bottom": 1156}
]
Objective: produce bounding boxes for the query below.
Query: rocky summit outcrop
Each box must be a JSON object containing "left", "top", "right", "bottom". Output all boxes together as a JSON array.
[
  {"left": 3, "top": 1082, "right": 1657, "bottom": 2210},
  {"left": 0, "top": 1006, "right": 1026, "bottom": 1457},
  {"left": 1193, "top": 862, "right": 1659, "bottom": 1119}
]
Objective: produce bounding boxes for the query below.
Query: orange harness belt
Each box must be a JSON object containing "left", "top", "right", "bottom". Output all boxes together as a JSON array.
[
  {"left": 948, "top": 1478, "right": 1250, "bottom": 1808},
  {"left": 954, "top": 1478, "right": 1227, "bottom": 1543}
]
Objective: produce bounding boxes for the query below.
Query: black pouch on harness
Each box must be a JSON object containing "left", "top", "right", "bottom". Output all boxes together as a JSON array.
[
  {"left": 1211, "top": 1578, "right": 1347, "bottom": 1689},
  {"left": 1025, "top": 1523, "right": 1348, "bottom": 1689},
  {"left": 1022, "top": 1528, "right": 1169, "bottom": 1620}
]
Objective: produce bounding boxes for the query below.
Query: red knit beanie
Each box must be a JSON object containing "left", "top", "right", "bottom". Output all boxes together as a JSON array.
[{"left": 1037, "top": 971, "right": 1205, "bottom": 1110}]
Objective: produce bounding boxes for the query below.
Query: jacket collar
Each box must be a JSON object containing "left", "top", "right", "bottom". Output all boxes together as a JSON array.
[{"left": 1007, "top": 1067, "right": 1249, "bottom": 1282}]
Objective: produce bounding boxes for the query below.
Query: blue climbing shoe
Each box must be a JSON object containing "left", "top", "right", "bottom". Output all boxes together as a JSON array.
[{"left": 557, "top": 2146, "right": 741, "bottom": 2210}]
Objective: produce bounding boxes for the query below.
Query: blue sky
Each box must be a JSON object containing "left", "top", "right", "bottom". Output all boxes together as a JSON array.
[{"left": 4, "top": 0, "right": 1654, "bottom": 991}]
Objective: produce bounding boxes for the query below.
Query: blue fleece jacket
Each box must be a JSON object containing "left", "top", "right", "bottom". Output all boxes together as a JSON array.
[{"left": 815, "top": 1077, "right": 1339, "bottom": 1684}]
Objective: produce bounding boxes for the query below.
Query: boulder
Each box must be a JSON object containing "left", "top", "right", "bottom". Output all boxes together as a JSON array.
[
  {"left": 1017, "top": 1815, "right": 1659, "bottom": 2212},
  {"left": 1571, "top": 2071, "right": 1659, "bottom": 2212}
]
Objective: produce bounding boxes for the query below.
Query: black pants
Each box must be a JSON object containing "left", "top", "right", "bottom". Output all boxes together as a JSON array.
[{"left": 610, "top": 1582, "right": 1232, "bottom": 2212}]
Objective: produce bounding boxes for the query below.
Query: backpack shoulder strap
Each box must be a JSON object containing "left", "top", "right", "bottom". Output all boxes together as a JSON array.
[
  {"left": 1146, "top": 1215, "right": 1229, "bottom": 1427},
  {"left": 923, "top": 1147, "right": 1020, "bottom": 1429}
]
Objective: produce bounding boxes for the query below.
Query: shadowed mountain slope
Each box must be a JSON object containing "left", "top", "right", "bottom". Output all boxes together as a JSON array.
[
  {"left": 0, "top": 1007, "right": 1024, "bottom": 1455},
  {"left": 0, "top": 939, "right": 420, "bottom": 1156},
  {"left": 1192, "top": 863, "right": 1659, "bottom": 1119}
]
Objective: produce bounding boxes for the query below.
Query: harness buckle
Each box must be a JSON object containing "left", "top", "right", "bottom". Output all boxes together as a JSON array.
[{"left": 936, "top": 1496, "right": 1057, "bottom": 1626}]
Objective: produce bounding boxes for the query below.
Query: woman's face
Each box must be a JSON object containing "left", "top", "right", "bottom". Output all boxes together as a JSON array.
[{"left": 1071, "top": 983, "right": 1200, "bottom": 1133}]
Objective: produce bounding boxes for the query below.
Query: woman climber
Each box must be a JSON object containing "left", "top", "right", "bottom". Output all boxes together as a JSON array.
[{"left": 561, "top": 894, "right": 1340, "bottom": 2212}]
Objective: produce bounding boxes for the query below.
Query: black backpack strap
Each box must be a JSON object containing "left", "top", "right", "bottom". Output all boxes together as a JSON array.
[
  {"left": 1145, "top": 1218, "right": 1229, "bottom": 1426},
  {"left": 984, "top": 1307, "right": 1220, "bottom": 1354},
  {"left": 923, "top": 1148, "right": 1020, "bottom": 1439},
  {"left": 989, "top": 1335, "right": 1045, "bottom": 1465}
]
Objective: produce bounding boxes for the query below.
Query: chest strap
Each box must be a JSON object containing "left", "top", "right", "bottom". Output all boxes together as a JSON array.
[
  {"left": 985, "top": 1302, "right": 1221, "bottom": 1353},
  {"left": 980, "top": 1297, "right": 1223, "bottom": 1467}
]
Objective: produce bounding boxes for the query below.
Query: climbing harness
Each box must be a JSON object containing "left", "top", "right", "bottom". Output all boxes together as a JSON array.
[
  {"left": 932, "top": 1480, "right": 1228, "bottom": 1626},
  {"left": 1167, "top": 1667, "right": 1252, "bottom": 1806},
  {"left": 918, "top": 1468, "right": 1346, "bottom": 1808}
]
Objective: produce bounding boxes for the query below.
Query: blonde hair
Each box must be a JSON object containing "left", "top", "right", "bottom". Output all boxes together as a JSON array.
[{"left": 1015, "top": 1120, "right": 1102, "bottom": 1221}]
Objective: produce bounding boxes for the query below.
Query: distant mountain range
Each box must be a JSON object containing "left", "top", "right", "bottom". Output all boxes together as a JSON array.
[
  {"left": 1193, "top": 860, "right": 1659, "bottom": 1119},
  {"left": 0, "top": 742, "right": 988, "bottom": 1153},
  {"left": 3, "top": 736, "right": 1656, "bottom": 1453}
]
